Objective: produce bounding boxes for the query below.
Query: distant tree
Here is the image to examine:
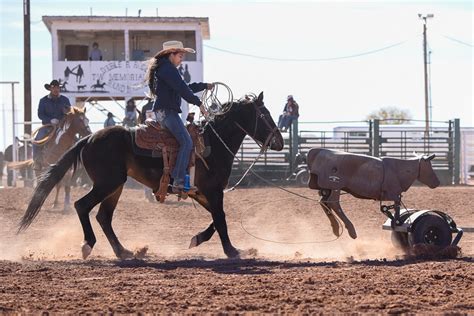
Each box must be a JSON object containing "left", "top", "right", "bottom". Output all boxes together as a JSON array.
[{"left": 367, "top": 107, "right": 412, "bottom": 124}]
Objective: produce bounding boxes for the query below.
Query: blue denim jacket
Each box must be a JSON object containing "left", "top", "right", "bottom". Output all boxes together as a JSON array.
[
  {"left": 152, "top": 58, "right": 207, "bottom": 113},
  {"left": 38, "top": 94, "right": 71, "bottom": 124}
]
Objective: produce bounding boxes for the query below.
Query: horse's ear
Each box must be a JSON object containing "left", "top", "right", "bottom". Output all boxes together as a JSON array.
[
  {"left": 257, "top": 91, "right": 264, "bottom": 103},
  {"left": 423, "top": 153, "right": 435, "bottom": 161}
]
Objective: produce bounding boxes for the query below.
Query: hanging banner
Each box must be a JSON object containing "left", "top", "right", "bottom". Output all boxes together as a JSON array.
[{"left": 53, "top": 61, "right": 203, "bottom": 98}]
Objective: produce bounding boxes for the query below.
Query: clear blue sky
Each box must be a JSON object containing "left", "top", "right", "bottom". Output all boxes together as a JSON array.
[{"left": 0, "top": 0, "right": 472, "bottom": 150}]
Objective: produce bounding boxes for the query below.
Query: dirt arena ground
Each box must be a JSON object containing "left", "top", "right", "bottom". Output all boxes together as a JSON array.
[{"left": 0, "top": 184, "right": 472, "bottom": 313}]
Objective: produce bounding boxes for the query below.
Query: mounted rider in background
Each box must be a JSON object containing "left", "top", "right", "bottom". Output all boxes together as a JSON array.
[
  {"left": 33, "top": 79, "right": 71, "bottom": 173},
  {"left": 145, "top": 40, "right": 213, "bottom": 193}
]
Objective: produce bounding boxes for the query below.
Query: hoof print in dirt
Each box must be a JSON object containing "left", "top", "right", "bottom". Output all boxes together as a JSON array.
[
  {"left": 133, "top": 246, "right": 149, "bottom": 259},
  {"left": 239, "top": 248, "right": 259, "bottom": 258}
]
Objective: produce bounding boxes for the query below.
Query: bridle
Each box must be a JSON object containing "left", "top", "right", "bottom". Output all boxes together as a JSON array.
[
  {"left": 206, "top": 99, "right": 280, "bottom": 191},
  {"left": 234, "top": 100, "right": 280, "bottom": 152}
]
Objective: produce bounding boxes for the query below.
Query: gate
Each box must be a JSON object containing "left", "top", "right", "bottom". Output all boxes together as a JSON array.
[{"left": 231, "top": 119, "right": 460, "bottom": 186}]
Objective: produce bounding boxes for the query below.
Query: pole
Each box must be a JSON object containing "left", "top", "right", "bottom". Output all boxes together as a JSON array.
[
  {"left": 23, "top": 0, "right": 32, "bottom": 136},
  {"left": 423, "top": 21, "right": 429, "bottom": 135},
  {"left": 373, "top": 119, "right": 380, "bottom": 157},
  {"left": 0, "top": 82, "right": 20, "bottom": 186},
  {"left": 1, "top": 101, "right": 6, "bottom": 151},
  {"left": 454, "top": 118, "right": 461, "bottom": 185},
  {"left": 419, "top": 14, "right": 433, "bottom": 134},
  {"left": 11, "top": 83, "right": 18, "bottom": 187}
]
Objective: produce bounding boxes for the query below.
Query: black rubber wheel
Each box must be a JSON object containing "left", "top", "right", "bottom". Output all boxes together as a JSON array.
[
  {"left": 391, "top": 231, "right": 409, "bottom": 250},
  {"left": 408, "top": 213, "right": 452, "bottom": 247},
  {"left": 295, "top": 169, "right": 310, "bottom": 187}
]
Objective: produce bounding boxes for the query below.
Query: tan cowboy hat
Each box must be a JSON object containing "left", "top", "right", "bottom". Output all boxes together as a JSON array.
[{"left": 155, "top": 40, "right": 195, "bottom": 58}]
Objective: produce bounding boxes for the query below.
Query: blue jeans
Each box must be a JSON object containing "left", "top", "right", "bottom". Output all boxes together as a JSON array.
[
  {"left": 161, "top": 109, "right": 193, "bottom": 185},
  {"left": 279, "top": 115, "right": 298, "bottom": 130}
]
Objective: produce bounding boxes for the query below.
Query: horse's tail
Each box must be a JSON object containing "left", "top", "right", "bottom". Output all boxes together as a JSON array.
[
  {"left": 18, "top": 136, "right": 90, "bottom": 232},
  {"left": 7, "top": 159, "right": 34, "bottom": 170}
]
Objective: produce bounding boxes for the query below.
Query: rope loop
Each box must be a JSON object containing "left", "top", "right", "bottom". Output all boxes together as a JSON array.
[{"left": 30, "top": 124, "right": 57, "bottom": 146}]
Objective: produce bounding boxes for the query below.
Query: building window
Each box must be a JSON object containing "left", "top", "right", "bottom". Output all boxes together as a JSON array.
[
  {"left": 129, "top": 30, "right": 197, "bottom": 61},
  {"left": 58, "top": 30, "right": 125, "bottom": 61}
]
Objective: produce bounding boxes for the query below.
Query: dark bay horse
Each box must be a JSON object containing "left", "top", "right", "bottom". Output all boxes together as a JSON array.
[{"left": 19, "top": 92, "right": 284, "bottom": 259}]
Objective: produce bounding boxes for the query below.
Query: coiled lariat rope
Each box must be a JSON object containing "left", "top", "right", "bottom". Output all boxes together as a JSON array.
[
  {"left": 30, "top": 124, "right": 57, "bottom": 146},
  {"left": 200, "top": 82, "right": 234, "bottom": 120}
]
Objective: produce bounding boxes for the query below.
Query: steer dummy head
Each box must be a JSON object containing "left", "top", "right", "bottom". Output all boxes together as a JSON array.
[{"left": 418, "top": 154, "right": 440, "bottom": 188}]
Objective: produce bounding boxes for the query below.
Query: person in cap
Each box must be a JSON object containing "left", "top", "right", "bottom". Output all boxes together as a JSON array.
[
  {"left": 278, "top": 95, "right": 300, "bottom": 132},
  {"left": 145, "top": 40, "right": 214, "bottom": 193},
  {"left": 33, "top": 80, "right": 71, "bottom": 173}
]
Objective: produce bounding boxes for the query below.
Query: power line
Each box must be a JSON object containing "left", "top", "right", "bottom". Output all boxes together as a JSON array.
[
  {"left": 204, "top": 40, "right": 407, "bottom": 62},
  {"left": 443, "top": 35, "right": 473, "bottom": 48}
]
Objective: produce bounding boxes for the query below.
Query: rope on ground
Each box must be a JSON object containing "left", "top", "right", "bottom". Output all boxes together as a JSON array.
[{"left": 239, "top": 197, "right": 344, "bottom": 244}]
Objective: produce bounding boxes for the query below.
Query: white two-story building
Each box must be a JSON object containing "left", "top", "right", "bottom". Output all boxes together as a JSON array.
[{"left": 42, "top": 15, "right": 210, "bottom": 109}]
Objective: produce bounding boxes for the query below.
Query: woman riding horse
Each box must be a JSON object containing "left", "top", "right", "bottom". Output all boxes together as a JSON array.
[
  {"left": 145, "top": 40, "right": 214, "bottom": 193},
  {"left": 20, "top": 92, "right": 284, "bottom": 259}
]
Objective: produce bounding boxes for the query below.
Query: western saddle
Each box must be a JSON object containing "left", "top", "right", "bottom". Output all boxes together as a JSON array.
[{"left": 134, "top": 120, "right": 206, "bottom": 203}]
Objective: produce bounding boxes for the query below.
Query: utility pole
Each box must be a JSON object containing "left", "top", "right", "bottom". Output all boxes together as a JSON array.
[
  {"left": 418, "top": 13, "right": 434, "bottom": 135},
  {"left": 24, "top": 0, "right": 32, "bottom": 136}
]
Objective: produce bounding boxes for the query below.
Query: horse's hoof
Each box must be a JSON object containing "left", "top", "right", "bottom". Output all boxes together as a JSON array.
[
  {"left": 81, "top": 241, "right": 92, "bottom": 259},
  {"left": 225, "top": 247, "right": 240, "bottom": 258},
  {"left": 134, "top": 246, "right": 148, "bottom": 259},
  {"left": 119, "top": 249, "right": 134, "bottom": 260},
  {"left": 347, "top": 226, "right": 358, "bottom": 239},
  {"left": 189, "top": 236, "right": 199, "bottom": 248}
]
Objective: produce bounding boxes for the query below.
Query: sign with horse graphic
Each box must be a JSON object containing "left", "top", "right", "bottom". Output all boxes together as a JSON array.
[{"left": 53, "top": 61, "right": 202, "bottom": 98}]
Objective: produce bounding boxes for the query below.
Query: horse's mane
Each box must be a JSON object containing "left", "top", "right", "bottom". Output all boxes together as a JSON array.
[
  {"left": 213, "top": 93, "right": 257, "bottom": 121},
  {"left": 67, "top": 106, "right": 85, "bottom": 115}
]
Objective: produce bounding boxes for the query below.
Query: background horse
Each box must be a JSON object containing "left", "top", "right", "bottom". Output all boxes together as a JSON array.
[
  {"left": 20, "top": 92, "right": 284, "bottom": 259},
  {"left": 34, "top": 107, "right": 91, "bottom": 211}
]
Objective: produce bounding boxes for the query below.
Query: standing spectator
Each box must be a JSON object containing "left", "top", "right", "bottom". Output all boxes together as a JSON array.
[
  {"left": 123, "top": 99, "right": 137, "bottom": 127},
  {"left": 104, "top": 112, "right": 116, "bottom": 128},
  {"left": 34, "top": 80, "right": 71, "bottom": 173},
  {"left": 89, "top": 42, "right": 103, "bottom": 61},
  {"left": 278, "top": 95, "right": 300, "bottom": 132}
]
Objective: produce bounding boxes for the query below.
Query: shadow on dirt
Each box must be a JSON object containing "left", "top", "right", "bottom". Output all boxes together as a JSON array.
[{"left": 60, "top": 256, "right": 474, "bottom": 275}]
